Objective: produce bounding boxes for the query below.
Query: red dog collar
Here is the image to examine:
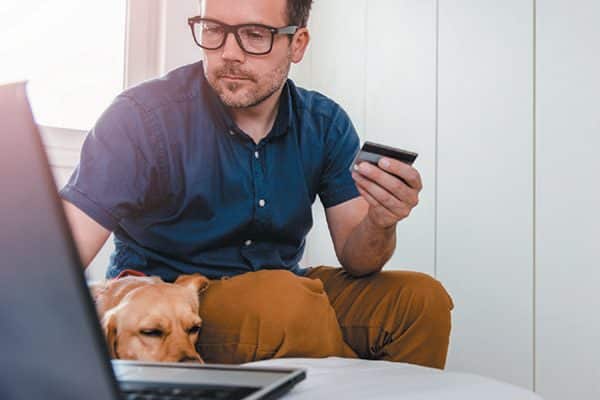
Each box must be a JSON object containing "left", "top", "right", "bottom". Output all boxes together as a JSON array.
[{"left": 115, "top": 269, "right": 146, "bottom": 279}]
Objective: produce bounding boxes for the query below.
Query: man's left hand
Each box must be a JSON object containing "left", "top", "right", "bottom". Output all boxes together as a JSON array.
[{"left": 351, "top": 158, "right": 423, "bottom": 229}]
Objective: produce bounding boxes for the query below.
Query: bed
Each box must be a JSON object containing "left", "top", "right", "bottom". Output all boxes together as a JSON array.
[{"left": 245, "top": 357, "right": 543, "bottom": 399}]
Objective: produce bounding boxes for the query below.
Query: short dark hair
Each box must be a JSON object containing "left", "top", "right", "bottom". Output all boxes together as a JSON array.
[
  {"left": 198, "top": 0, "right": 313, "bottom": 28},
  {"left": 287, "top": 0, "right": 313, "bottom": 27}
]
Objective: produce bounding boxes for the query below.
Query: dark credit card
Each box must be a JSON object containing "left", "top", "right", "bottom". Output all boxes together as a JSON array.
[{"left": 350, "top": 141, "right": 418, "bottom": 172}]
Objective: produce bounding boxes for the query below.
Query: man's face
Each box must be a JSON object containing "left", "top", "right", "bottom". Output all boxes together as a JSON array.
[{"left": 200, "top": 0, "right": 298, "bottom": 108}]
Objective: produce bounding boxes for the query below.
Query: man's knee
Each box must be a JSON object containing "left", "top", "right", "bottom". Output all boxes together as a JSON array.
[
  {"left": 365, "top": 270, "right": 454, "bottom": 341},
  {"left": 370, "top": 271, "right": 453, "bottom": 368},
  {"left": 379, "top": 271, "right": 453, "bottom": 312}
]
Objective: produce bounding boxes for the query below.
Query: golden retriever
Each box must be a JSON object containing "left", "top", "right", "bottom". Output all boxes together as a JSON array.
[{"left": 89, "top": 273, "right": 209, "bottom": 363}]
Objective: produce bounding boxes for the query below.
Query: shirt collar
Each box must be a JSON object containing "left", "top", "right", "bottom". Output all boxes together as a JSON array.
[
  {"left": 267, "top": 82, "right": 292, "bottom": 139},
  {"left": 202, "top": 72, "right": 293, "bottom": 140}
]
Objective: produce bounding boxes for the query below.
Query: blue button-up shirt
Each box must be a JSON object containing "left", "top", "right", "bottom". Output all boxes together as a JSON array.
[{"left": 60, "top": 62, "right": 360, "bottom": 281}]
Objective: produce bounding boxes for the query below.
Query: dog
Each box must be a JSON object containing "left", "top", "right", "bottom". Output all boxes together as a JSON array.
[{"left": 89, "top": 272, "right": 209, "bottom": 363}]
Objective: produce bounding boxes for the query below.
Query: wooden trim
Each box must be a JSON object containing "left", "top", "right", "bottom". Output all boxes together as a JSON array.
[{"left": 124, "top": 0, "right": 165, "bottom": 88}]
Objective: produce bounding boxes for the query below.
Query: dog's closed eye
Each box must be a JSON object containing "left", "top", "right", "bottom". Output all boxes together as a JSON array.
[
  {"left": 188, "top": 325, "right": 201, "bottom": 335},
  {"left": 140, "top": 325, "right": 200, "bottom": 337},
  {"left": 140, "top": 329, "right": 164, "bottom": 338}
]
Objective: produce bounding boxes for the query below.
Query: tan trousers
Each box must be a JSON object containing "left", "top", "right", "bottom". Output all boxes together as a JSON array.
[{"left": 196, "top": 266, "right": 454, "bottom": 369}]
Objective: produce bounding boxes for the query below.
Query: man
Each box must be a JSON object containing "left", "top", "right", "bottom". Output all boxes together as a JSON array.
[{"left": 62, "top": 0, "right": 453, "bottom": 369}]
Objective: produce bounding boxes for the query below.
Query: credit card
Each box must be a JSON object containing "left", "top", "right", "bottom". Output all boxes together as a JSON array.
[{"left": 350, "top": 141, "right": 418, "bottom": 172}]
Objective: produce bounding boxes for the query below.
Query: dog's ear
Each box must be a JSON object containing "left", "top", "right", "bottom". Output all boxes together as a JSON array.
[
  {"left": 88, "top": 281, "right": 110, "bottom": 318},
  {"left": 101, "top": 311, "right": 118, "bottom": 359},
  {"left": 174, "top": 274, "right": 210, "bottom": 295},
  {"left": 87, "top": 281, "right": 107, "bottom": 302}
]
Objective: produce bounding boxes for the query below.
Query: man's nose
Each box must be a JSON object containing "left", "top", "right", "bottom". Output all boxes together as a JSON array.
[{"left": 221, "top": 32, "right": 245, "bottom": 62}]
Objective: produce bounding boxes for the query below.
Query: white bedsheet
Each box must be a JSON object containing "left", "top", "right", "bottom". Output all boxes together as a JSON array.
[{"left": 245, "top": 357, "right": 543, "bottom": 400}]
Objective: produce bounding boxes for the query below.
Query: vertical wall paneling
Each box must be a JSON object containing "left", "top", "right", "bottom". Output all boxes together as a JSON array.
[
  {"left": 307, "top": 0, "right": 368, "bottom": 136},
  {"left": 436, "top": 0, "right": 534, "bottom": 389},
  {"left": 300, "top": 0, "right": 368, "bottom": 268},
  {"left": 161, "top": 0, "right": 202, "bottom": 74},
  {"left": 365, "top": 0, "right": 437, "bottom": 275},
  {"left": 536, "top": 1, "right": 600, "bottom": 399},
  {"left": 124, "top": 0, "right": 164, "bottom": 87}
]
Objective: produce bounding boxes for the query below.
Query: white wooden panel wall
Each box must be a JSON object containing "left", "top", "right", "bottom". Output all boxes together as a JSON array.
[
  {"left": 536, "top": 1, "right": 600, "bottom": 399},
  {"left": 124, "top": 0, "right": 163, "bottom": 87},
  {"left": 436, "top": 0, "right": 534, "bottom": 389},
  {"left": 365, "top": 0, "right": 437, "bottom": 276},
  {"left": 161, "top": 0, "right": 202, "bottom": 74}
]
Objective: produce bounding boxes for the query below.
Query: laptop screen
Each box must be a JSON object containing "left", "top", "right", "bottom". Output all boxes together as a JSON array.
[{"left": 0, "top": 82, "right": 121, "bottom": 400}]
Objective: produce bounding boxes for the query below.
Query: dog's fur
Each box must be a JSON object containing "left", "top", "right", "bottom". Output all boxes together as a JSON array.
[{"left": 89, "top": 274, "right": 209, "bottom": 363}]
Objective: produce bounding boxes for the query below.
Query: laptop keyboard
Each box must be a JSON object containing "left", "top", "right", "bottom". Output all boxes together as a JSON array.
[{"left": 121, "top": 384, "right": 258, "bottom": 400}]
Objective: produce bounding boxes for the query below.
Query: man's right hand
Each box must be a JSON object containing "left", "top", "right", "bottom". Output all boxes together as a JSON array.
[{"left": 62, "top": 200, "right": 111, "bottom": 268}]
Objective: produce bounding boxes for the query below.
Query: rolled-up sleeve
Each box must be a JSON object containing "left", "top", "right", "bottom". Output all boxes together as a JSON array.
[
  {"left": 317, "top": 106, "right": 361, "bottom": 209},
  {"left": 59, "top": 95, "right": 168, "bottom": 231}
]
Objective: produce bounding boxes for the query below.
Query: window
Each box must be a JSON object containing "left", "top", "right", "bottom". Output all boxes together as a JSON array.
[{"left": 0, "top": 1, "right": 127, "bottom": 130}]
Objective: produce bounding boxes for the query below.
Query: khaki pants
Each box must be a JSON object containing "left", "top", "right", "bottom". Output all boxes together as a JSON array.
[{"left": 196, "top": 266, "right": 454, "bottom": 369}]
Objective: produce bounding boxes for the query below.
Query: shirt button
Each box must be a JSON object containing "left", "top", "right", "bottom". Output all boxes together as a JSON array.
[
  {"left": 258, "top": 199, "right": 266, "bottom": 207},
  {"left": 229, "top": 129, "right": 235, "bottom": 136},
  {"left": 254, "top": 151, "right": 260, "bottom": 159},
  {"left": 245, "top": 239, "right": 252, "bottom": 246}
]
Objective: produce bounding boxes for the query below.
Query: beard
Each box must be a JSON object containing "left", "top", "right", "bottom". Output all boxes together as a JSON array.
[{"left": 205, "top": 54, "right": 292, "bottom": 109}]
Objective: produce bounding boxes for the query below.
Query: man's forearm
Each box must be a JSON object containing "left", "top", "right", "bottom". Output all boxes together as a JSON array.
[{"left": 340, "top": 216, "right": 396, "bottom": 277}]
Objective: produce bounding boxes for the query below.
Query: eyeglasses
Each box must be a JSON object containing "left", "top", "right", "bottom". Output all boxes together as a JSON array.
[{"left": 188, "top": 17, "right": 298, "bottom": 56}]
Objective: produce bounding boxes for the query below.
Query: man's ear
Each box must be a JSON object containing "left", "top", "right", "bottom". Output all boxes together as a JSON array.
[
  {"left": 101, "top": 311, "right": 118, "bottom": 359},
  {"left": 290, "top": 27, "right": 310, "bottom": 64},
  {"left": 174, "top": 274, "right": 210, "bottom": 295}
]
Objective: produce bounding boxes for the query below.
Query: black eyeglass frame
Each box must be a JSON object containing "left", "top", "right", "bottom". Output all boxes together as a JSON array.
[{"left": 187, "top": 17, "right": 299, "bottom": 55}]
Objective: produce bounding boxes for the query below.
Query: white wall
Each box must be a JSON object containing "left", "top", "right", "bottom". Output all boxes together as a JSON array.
[
  {"left": 437, "top": 0, "right": 534, "bottom": 389},
  {"left": 535, "top": 1, "right": 600, "bottom": 398},
  {"left": 294, "top": 1, "right": 599, "bottom": 399},
  {"left": 44, "top": 1, "right": 600, "bottom": 398}
]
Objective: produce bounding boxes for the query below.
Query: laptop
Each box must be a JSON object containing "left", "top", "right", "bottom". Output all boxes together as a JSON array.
[{"left": 0, "top": 82, "right": 306, "bottom": 400}]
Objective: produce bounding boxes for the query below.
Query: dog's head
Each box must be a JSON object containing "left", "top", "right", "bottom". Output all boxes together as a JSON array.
[{"left": 90, "top": 274, "right": 209, "bottom": 363}]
